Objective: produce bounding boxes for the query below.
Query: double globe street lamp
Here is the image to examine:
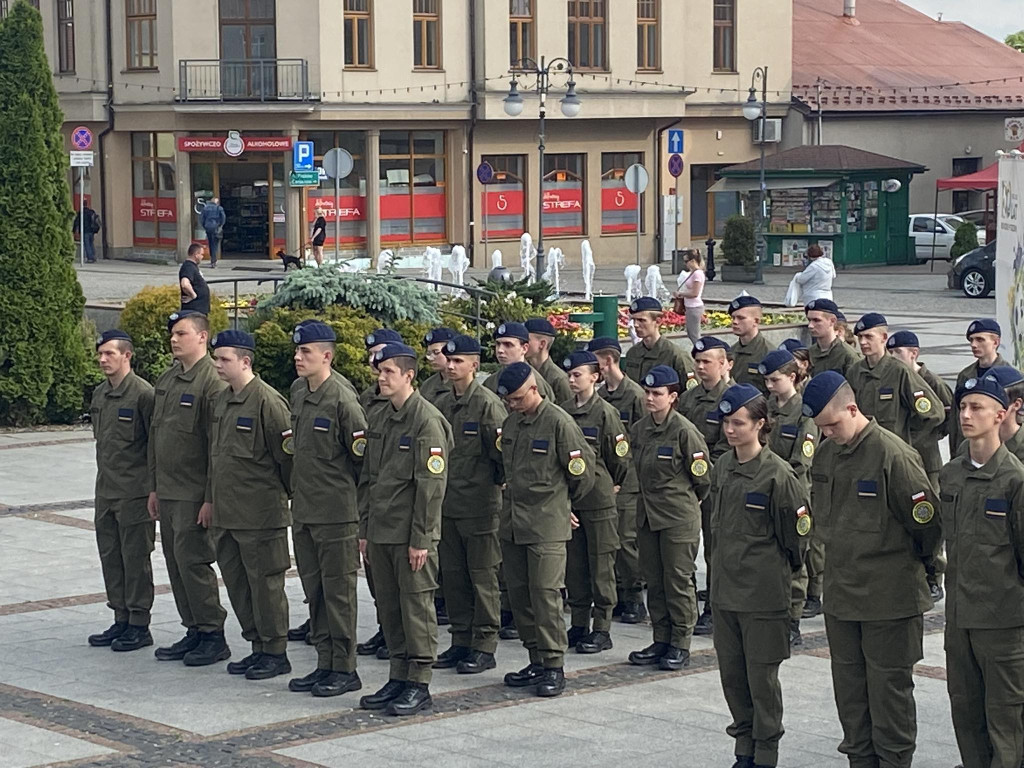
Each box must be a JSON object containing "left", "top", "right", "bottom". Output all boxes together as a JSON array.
[
  {"left": 503, "top": 56, "right": 582, "bottom": 277},
  {"left": 742, "top": 66, "right": 768, "bottom": 285}
]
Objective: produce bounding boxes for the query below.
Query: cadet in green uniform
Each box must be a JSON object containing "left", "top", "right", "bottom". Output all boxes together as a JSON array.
[
  {"left": 804, "top": 299, "right": 861, "bottom": 377},
  {"left": 628, "top": 365, "right": 711, "bottom": 671},
  {"left": 590, "top": 337, "right": 647, "bottom": 623},
  {"left": 483, "top": 321, "right": 556, "bottom": 402},
  {"left": 497, "top": 363, "right": 596, "bottom": 697},
  {"left": 559, "top": 351, "right": 628, "bottom": 654},
  {"left": 948, "top": 319, "right": 1007, "bottom": 454},
  {"left": 940, "top": 374, "right": 1024, "bottom": 768},
  {"left": 208, "top": 330, "right": 294, "bottom": 681},
  {"left": 977, "top": 366, "right": 1024, "bottom": 461},
  {"left": 357, "top": 343, "right": 453, "bottom": 716},
  {"left": 526, "top": 317, "right": 573, "bottom": 404},
  {"left": 148, "top": 311, "right": 230, "bottom": 665},
  {"left": 728, "top": 296, "right": 772, "bottom": 393},
  {"left": 287, "top": 322, "right": 367, "bottom": 698},
  {"left": 623, "top": 296, "right": 696, "bottom": 389},
  {"left": 803, "top": 371, "right": 941, "bottom": 768},
  {"left": 711, "top": 384, "right": 806, "bottom": 768},
  {"left": 355, "top": 327, "right": 403, "bottom": 659},
  {"left": 887, "top": 329, "right": 954, "bottom": 601},
  {"left": 677, "top": 336, "right": 732, "bottom": 636},
  {"left": 432, "top": 335, "right": 504, "bottom": 674},
  {"left": 88, "top": 330, "right": 156, "bottom": 653},
  {"left": 419, "top": 327, "right": 455, "bottom": 405},
  {"left": 759, "top": 349, "right": 818, "bottom": 645},
  {"left": 779, "top": 339, "right": 812, "bottom": 386}
]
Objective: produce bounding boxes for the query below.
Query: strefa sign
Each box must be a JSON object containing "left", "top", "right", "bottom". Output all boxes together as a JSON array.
[{"left": 996, "top": 154, "right": 1024, "bottom": 365}]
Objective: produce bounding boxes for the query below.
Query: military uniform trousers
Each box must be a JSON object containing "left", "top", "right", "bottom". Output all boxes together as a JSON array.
[
  {"left": 95, "top": 496, "right": 155, "bottom": 626},
  {"left": 805, "top": 535, "right": 825, "bottom": 599},
  {"left": 294, "top": 521, "right": 359, "bottom": 672},
  {"left": 502, "top": 539, "right": 568, "bottom": 668},
  {"left": 213, "top": 526, "right": 290, "bottom": 655},
  {"left": 713, "top": 608, "right": 791, "bottom": 767},
  {"left": 923, "top": 472, "right": 946, "bottom": 590},
  {"left": 790, "top": 564, "right": 809, "bottom": 621},
  {"left": 367, "top": 542, "right": 439, "bottom": 685},
  {"left": 701, "top": 496, "right": 714, "bottom": 602},
  {"left": 825, "top": 613, "right": 923, "bottom": 768},
  {"left": 439, "top": 516, "right": 501, "bottom": 653},
  {"left": 614, "top": 492, "right": 642, "bottom": 604},
  {"left": 945, "top": 624, "right": 1024, "bottom": 768},
  {"left": 566, "top": 507, "right": 620, "bottom": 632},
  {"left": 158, "top": 500, "right": 226, "bottom": 632},
  {"left": 637, "top": 520, "right": 699, "bottom": 649}
]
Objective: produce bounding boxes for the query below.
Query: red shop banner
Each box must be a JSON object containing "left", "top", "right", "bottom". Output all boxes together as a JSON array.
[
  {"left": 482, "top": 189, "right": 525, "bottom": 217},
  {"left": 542, "top": 187, "right": 583, "bottom": 212},
  {"left": 380, "top": 190, "right": 447, "bottom": 220},
  {"left": 601, "top": 186, "right": 638, "bottom": 212},
  {"left": 176, "top": 136, "right": 293, "bottom": 153},
  {"left": 308, "top": 195, "right": 367, "bottom": 222},
  {"left": 133, "top": 196, "right": 178, "bottom": 222}
]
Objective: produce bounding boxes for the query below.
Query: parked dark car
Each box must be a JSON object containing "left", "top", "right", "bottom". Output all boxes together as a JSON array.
[{"left": 947, "top": 240, "right": 996, "bottom": 298}]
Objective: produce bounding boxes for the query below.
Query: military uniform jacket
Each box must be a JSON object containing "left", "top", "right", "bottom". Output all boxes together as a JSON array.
[
  {"left": 623, "top": 335, "right": 696, "bottom": 390},
  {"left": 149, "top": 356, "right": 224, "bottom": 503},
  {"left": 291, "top": 368, "right": 358, "bottom": 402},
  {"left": 676, "top": 377, "right": 731, "bottom": 459},
  {"left": 91, "top": 371, "right": 155, "bottom": 501},
  {"left": 810, "top": 418, "right": 941, "bottom": 621},
  {"left": 418, "top": 372, "right": 450, "bottom": 406},
  {"left": 631, "top": 410, "right": 711, "bottom": 536},
  {"left": 847, "top": 353, "right": 943, "bottom": 449},
  {"left": 948, "top": 354, "right": 1008, "bottom": 450},
  {"left": 709, "top": 447, "right": 806, "bottom": 613},
  {"left": 358, "top": 391, "right": 453, "bottom": 550},
  {"left": 537, "top": 357, "right": 573, "bottom": 404},
  {"left": 359, "top": 382, "right": 392, "bottom": 424},
  {"left": 767, "top": 393, "right": 818, "bottom": 487},
  {"left": 559, "top": 392, "right": 630, "bottom": 512},
  {"left": 939, "top": 445, "right": 1024, "bottom": 629},
  {"left": 484, "top": 364, "right": 556, "bottom": 402},
  {"left": 209, "top": 375, "right": 293, "bottom": 529},
  {"left": 809, "top": 336, "right": 861, "bottom": 377},
  {"left": 435, "top": 379, "right": 505, "bottom": 520},
  {"left": 730, "top": 333, "right": 773, "bottom": 393},
  {"left": 290, "top": 375, "right": 367, "bottom": 525},
  {"left": 499, "top": 398, "right": 596, "bottom": 544},
  {"left": 915, "top": 363, "right": 953, "bottom": 475},
  {"left": 599, "top": 376, "right": 646, "bottom": 494}
]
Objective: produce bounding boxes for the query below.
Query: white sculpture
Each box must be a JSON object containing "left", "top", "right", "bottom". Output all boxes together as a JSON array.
[
  {"left": 423, "top": 246, "right": 444, "bottom": 290},
  {"left": 624, "top": 264, "right": 643, "bottom": 304},
  {"left": 645, "top": 265, "right": 671, "bottom": 302},
  {"left": 519, "top": 233, "right": 537, "bottom": 285},
  {"left": 581, "top": 240, "right": 596, "bottom": 301},
  {"left": 491, "top": 249, "right": 503, "bottom": 268},
  {"left": 541, "top": 247, "right": 564, "bottom": 296},
  {"left": 376, "top": 249, "right": 394, "bottom": 274},
  {"left": 448, "top": 245, "right": 470, "bottom": 295}
]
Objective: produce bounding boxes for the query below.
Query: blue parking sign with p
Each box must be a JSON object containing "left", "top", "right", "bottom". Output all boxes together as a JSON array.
[{"left": 293, "top": 141, "right": 314, "bottom": 172}]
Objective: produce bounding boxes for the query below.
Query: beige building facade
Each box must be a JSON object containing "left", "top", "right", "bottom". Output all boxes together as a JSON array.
[{"left": 33, "top": 0, "right": 791, "bottom": 265}]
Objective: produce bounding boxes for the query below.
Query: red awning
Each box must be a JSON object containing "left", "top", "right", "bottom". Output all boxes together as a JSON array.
[{"left": 936, "top": 142, "right": 1024, "bottom": 191}]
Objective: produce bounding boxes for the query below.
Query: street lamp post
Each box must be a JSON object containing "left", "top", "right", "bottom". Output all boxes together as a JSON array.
[
  {"left": 742, "top": 66, "right": 768, "bottom": 286},
  {"left": 504, "top": 56, "right": 581, "bottom": 277}
]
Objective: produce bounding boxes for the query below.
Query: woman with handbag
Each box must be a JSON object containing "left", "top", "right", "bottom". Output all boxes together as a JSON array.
[{"left": 673, "top": 250, "right": 706, "bottom": 345}]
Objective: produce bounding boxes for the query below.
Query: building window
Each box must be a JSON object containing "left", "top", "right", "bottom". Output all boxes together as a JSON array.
[
  {"left": 305, "top": 131, "right": 368, "bottom": 249},
  {"left": 413, "top": 0, "right": 440, "bottom": 69},
  {"left": 636, "top": 0, "right": 658, "bottom": 71},
  {"left": 690, "top": 164, "right": 737, "bottom": 239},
  {"left": 543, "top": 153, "right": 585, "bottom": 237},
  {"left": 568, "top": 1, "right": 606, "bottom": 70},
  {"left": 56, "top": 0, "right": 74, "bottom": 73},
  {"left": 951, "top": 157, "right": 981, "bottom": 213},
  {"left": 131, "top": 132, "right": 177, "bottom": 248},
  {"left": 509, "top": 0, "right": 533, "bottom": 68},
  {"left": 344, "top": 0, "right": 372, "bottom": 68},
  {"left": 481, "top": 154, "right": 526, "bottom": 240},
  {"left": 713, "top": 0, "right": 735, "bottom": 72},
  {"left": 380, "top": 130, "right": 447, "bottom": 244},
  {"left": 126, "top": 0, "right": 157, "bottom": 70},
  {"left": 601, "top": 152, "right": 644, "bottom": 234}
]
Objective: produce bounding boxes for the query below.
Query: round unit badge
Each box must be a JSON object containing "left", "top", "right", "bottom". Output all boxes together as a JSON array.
[
  {"left": 914, "top": 397, "right": 932, "bottom": 414},
  {"left": 352, "top": 437, "right": 367, "bottom": 457},
  {"left": 796, "top": 515, "right": 812, "bottom": 536},
  {"left": 568, "top": 457, "right": 587, "bottom": 476},
  {"left": 801, "top": 440, "right": 815, "bottom": 458},
  {"left": 690, "top": 458, "right": 708, "bottom": 477},
  {"left": 614, "top": 440, "right": 630, "bottom": 457},
  {"left": 686, "top": 378, "right": 699, "bottom": 391},
  {"left": 426, "top": 455, "right": 446, "bottom": 474},
  {"left": 282, "top": 436, "right": 295, "bottom": 455},
  {"left": 912, "top": 500, "right": 935, "bottom": 524}
]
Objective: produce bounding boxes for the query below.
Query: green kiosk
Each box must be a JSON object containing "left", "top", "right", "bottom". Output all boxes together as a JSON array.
[{"left": 711, "top": 145, "right": 925, "bottom": 267}]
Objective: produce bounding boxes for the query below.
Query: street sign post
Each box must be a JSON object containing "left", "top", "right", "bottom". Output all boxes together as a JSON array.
[
  {"left": 477, "top": 161, "right": 494, "bottom": 255},
  {"left": 668, "top": 129, "right": 684, "bottom": 155},
  {"left": 71, "top": 126, "right": 93, "bottom": 150},
  {"left": 668, "top": 154, "right": 684, "bottom": 267},
  {"left": 70, "top": 150, "right": 95, "bottom": 266},
  {"left": 293, "top": 141, "right": 314, "bottom": 172},
  {"left": 323, "top": 148, "right": 355, "bottom": 261},
  {"left": 624, "top": 163, "right": 650, "bottom": 265},
  {"left": 289, "top": 170, "right": 319, "bottom": 187}
]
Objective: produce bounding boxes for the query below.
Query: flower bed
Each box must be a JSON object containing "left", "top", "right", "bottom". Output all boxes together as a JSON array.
[{"left": 545, "top": 304, "right": 803, "bottom": 341}]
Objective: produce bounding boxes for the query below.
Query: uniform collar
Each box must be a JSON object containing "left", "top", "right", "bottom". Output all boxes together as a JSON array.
[
  {"left": 649, "top": 409, "right": 677, "bottom": 435},
  {"left": 1006, "top": 426, "right": 1024, "bottom": 456},
  {"left": 105, "top": 370, "right": 137, "bottom": 398},
  {"left": 388, "top": 389, "right": 421, "bottom": 422},
  {"left": 958, "top": 443, "right": 1009, "bottom": 480},
  {"left": 769, "top": 392, "right": 801, "bottom": 419},
  {"left": 861, "top": 353, "right": 890, "bottom": 375},
  {"left": 521, "top": 397, "right": 550, "bottom": 425},
  {"left": 174, "top": 355, "right": 211, "bottom": 382},
  {"left": 735, "top": 332, "right": 760, "bottom": 349},
  {"left": 450, "top": 378, "right": 479, "bottom": 405},
  {"left": 699, "top": 377, "right": 729, "bottom": 398},
  {"left": 731, "top": 446, "right": 768, "bottom": 478},
  {"left": 641, "top": 335, "right": 664, "bottom": 353},
  {"left": 564, "top": 391, "right": 599, "bottom": 415},
  {"left": 301, "top": 374, "right": 330, "bottom": 405},
  {"left": 228, "top": 374, "right": 261, "bottom": 404},
  {"left": 839, "top": 417, "right": 879, "bottom": 455}
]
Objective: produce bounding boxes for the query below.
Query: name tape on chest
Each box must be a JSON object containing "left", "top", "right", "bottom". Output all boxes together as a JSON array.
[
  {"left": 985, "top": 498, "right": 1008, "bottom": 519},
  {"left": 179, "top": 393, "right": 195, "bottom": 407},
  {"left": 313, "top": 417, "right": 331, "bottom": 432},
  {"left": 236, "top": 416, "right": 254, "bottom": 432},
  {"left": 117, "top": 408, "right": 134, "bottom": 422},
  {"left": 878, "top": 388, "right": 894, "bottom": 401}
]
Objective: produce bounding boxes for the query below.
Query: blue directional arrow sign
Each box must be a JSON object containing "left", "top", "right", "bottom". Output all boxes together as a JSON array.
[{"left": 667, "top": 129, "right": 684, "bottom": 155}]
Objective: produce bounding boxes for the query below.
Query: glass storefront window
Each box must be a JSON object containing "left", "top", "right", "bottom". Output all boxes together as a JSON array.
[
  {"left": 542, "top": 153, "right": 585, "bottom": 237},
  {"left": 379, "top": 130, "right": 446, "bottom": 245},
  {"left": 305, "top": 131, "right": 367, "bottom": 250},
  {"left": 600, "top": 151, "right": 643, "bottom": 234},
  {"left": 481, "top": 154, "right": 525, "bottom": 240},
  {"left": 132, "top": 131, "right": 177, "bottom": 248}
]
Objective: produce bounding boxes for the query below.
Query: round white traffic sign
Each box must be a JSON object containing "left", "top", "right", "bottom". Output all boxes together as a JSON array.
[{"left": 624, "top": 163, "right": 649, "bottom": 195}]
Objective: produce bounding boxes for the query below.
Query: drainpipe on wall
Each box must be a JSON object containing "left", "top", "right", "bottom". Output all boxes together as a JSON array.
[
  {"left": 466, "top": 0, "right": 478, "bottom": 264},
  {"left": 97, "top": 0, "right": 115, "bottom": 260},
  {"left": 655, "top": 117, "right": 683, "bottom": 264}
]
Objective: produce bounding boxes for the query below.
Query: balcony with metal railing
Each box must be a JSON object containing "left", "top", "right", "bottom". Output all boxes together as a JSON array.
[{"left": 178, "top": 58, "right": 312, "bottom": 102}]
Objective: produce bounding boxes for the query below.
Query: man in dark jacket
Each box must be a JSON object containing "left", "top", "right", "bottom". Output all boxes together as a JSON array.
[{"left": 200, "top": 198, "right": 226, "bottom": 267}]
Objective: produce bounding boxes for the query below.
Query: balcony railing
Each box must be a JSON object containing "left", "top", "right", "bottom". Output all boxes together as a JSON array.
[{"left": 178, "top": 59, "right": 312, "bottom": 102}]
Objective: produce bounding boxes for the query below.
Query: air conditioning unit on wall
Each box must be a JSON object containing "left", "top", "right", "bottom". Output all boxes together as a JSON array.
[{"left": 752, "top": 118, "right": 782, "bottom": 144}]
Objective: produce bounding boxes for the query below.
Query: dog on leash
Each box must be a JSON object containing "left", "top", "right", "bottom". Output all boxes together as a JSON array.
[{"left": 276, "top": 249, "right": 303, "bottom": 271}]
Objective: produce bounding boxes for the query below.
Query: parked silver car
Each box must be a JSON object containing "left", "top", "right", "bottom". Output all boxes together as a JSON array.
[{"left": 909, "top": 214, "right": 987, "bottom": 263}]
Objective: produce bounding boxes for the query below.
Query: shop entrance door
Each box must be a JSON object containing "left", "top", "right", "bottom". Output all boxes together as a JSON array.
[{"left": 219, "top": 162, "right": 270, "bottom": 258}]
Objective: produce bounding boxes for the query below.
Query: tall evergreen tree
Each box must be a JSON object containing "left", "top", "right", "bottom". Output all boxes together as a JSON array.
[{"left": 0, "top": 1, "right": 90, "bottom": 424}]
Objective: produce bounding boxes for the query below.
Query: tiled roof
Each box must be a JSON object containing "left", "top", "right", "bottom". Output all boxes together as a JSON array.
[
  {"left": 721, "top": 145, "right": 925, "bottom": 174},
  {"left": 793, "top": 0, "right": 1024, "bottom": 112}
]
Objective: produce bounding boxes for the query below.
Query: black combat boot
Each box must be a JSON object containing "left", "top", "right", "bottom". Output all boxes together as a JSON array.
[
  {"left": 155, "top": 627, "right": 199, "bottom": 660},
  {"left": 359, "top": 679, "right": 405, "bottom": 710},
  {"left": 111, "top": 625, "right": 153, "bottom": 652},
  {"left": 432, "top": 644, "right": 470, "bottom": 669},
  {"left": 182, "top": 631, "right": 231, "bottom": 666},
  {"left": 536, "top": 667, "right": 565, "bottom": 697},
  {"left": 311, "top": 671, "right": 362, "bottom": 698},
  {"left": 245, "top": 652, "right": 291, "bottom": 680},
  {"left": 88, "top": 622, "right": 128, "bottom": 647},
  {"left": 503, "top": 663, "right": 544, "bottom": 687},
  {"left": 386, "top": 682, "right": 432, "bottom": 715},
  {"left": 576, "top": 630, "right": 612, "bottom": 654},
  {"left": 356, "top": 627, "right": 386, "bottom": 655},
  {"left": 456, "top": 650, "right": 496, "bottom": 674}
]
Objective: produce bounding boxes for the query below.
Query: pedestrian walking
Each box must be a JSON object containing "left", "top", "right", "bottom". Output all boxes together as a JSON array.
[
  {"left": 309, "top": 214, "right": 327, "bottom": 267},
  {"left": 786, "top": 243, "right": 835, "bottom": 305},
  {"left": 74, "top": 203, "right": 101, "bottom": 263},
  {"left": 673, "top": 249, "right": 706, "bottom": 345},
  {"left": 200, "top": 197, "right": 226, "bottom": 268}
]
